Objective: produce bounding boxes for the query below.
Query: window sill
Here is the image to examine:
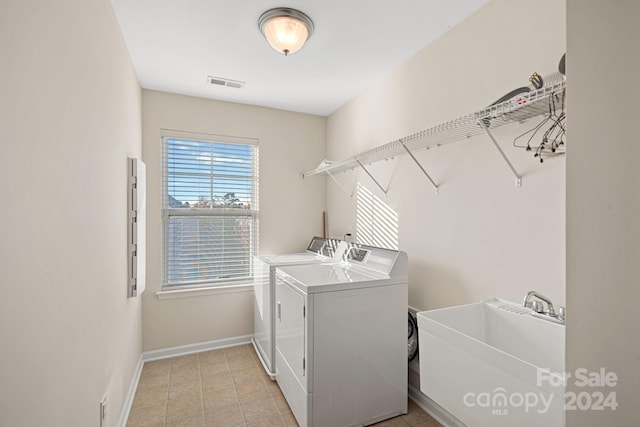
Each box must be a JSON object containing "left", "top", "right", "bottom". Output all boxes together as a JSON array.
[{"left": 156, "top": 284, "right": 253, "bottom": 300}]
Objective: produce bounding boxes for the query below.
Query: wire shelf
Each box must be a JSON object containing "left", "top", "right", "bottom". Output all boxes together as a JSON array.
[{"left": 303, "top": 75, "right": 566, "bottom": 178}]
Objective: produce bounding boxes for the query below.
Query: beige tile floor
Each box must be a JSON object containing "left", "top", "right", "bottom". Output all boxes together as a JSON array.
[{"left": 127, "top": 344, "right": 441, "bottom": 427}]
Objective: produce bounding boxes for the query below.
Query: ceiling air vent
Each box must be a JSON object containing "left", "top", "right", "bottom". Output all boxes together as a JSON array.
[{"left": 207, "top": 76, "right": 245, "bottom": 89}]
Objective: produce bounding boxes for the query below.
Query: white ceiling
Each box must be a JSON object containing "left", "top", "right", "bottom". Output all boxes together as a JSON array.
[{"left": 110, "top": 0, "right": 488, "bottom": 116}]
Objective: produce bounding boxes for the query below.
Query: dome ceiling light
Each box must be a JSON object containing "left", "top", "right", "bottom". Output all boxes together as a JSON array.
[{"left": 258, "top": 8, "right": 314, "bottom": 56}]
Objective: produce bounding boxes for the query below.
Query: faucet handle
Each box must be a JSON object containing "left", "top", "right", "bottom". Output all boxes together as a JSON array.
[
  {"left": 531, "top": 300, "right": 543, "bottom": 313},
  {"left": 558, "top": 307, "right": 566, "bottom": 321}
]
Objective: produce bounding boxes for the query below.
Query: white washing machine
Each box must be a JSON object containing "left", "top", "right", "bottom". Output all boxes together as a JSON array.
[
  {"left": 252, "top": 237, "right": 347, "bottom": 379},
  {"left": 275, "top": 245, "right": 408, "bottom": 427}
]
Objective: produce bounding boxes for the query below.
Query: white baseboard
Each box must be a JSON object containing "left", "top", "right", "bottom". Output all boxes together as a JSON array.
[
  {"left": 117, "top": 354, "right": 144, "bottom": 427},
  {"left": 142, "top": 334, "right": 253, "bottom": 362},
  {"left": 408, "top": 356, "right": 466, "bottom": 427},
  {"left": 409, "top": 384, "right": 466, "bottom": 427},
  {"left": 117, "top": 334, "right": 253, "bottom": 427}
]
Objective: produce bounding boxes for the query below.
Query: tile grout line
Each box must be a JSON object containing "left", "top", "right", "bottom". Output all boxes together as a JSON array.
[
  {"left": 164, "top": 358, "right": 172, "bottom": 426},
  {"left": 163, "top": 368, "right": 170, "bottom": 427},
  {"left": 228, "top": 352, "right": 243, "bottom": 426},
  {"left": 198, "top": 352, "right": 205, "bottom": 427},
  {"left": 230, "top": 351, "right": 249, "bottom": 426}
]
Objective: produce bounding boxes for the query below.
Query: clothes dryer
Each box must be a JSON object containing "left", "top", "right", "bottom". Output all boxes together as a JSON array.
[
  {"left": 275, "top": 244, "right": 408, "bottom": 427},
  {"left": 252, "top": 237, "right": 346, "bottom": 379}
]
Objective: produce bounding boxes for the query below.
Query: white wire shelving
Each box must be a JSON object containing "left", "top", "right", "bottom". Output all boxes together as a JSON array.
[{"left": 303, "top": 75, "right": 566, "bottom": 193}]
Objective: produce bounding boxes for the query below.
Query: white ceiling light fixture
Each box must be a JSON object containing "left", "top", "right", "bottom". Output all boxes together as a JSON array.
[{"left": 258, "top": 7, "right": 314, "bottom": 56}]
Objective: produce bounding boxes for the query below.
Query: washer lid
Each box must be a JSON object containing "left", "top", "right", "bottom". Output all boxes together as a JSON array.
[{"left": 277, "top": 262, "right": 405, "bottom": 294}]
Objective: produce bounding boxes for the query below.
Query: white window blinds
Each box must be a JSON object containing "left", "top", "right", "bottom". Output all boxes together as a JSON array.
[{"left": 162, "top": 135, "right": 258, "bottom": 289}]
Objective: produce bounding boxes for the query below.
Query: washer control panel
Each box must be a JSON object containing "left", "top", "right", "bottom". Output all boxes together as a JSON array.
[{"left": 346, "top": 247, "right": 369, "bottom": 263}]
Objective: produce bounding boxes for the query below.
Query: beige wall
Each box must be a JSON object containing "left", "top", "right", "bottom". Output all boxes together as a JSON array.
[
  {"left": 4, "top": 0, "right": 637, "bottom": 425},
  {"left": 141, "top": 90, "right": 326, "bottom": 351},
  {"left": 566, "top": 1, "right": 640, "bottom": 425},
  {"left": 326, "top": 0, "right": 566, "bottom": 310},
  {"left": 0, "top": 0, "right": 142, "bottom": 426}
]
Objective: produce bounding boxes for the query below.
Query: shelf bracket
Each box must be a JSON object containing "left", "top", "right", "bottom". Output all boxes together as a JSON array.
[
  {"left": 356, "top": 159, "right": 387, "bottom": 194},
  {"left": 326, "top": 171, "right": 354, "bottom": 199},
  {"left": 401, "top": 142, "right": 439, "bottom": 194},
  {"left": 478, "top": 119, "right": 522, "bottom": 187}
]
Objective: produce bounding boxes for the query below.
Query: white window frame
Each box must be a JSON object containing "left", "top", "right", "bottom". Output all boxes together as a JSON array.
[{"left": 160, "top": 130, "right": 259, "bottom": 292}]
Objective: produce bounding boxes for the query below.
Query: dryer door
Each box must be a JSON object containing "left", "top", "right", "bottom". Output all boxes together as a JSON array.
[{"left": 276, "top": 276, "right": 306, "bottom": 388}]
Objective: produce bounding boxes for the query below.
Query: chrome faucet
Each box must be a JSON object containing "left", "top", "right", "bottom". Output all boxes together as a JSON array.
[
  {"left": 523, "top": 291, "right": 565, "bottom": 324},
  {"left": 523, "top": 291, "right": 555, "bottom": 315}
]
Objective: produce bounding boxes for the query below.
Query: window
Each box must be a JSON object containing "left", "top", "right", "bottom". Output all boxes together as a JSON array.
[{"left": 162, "top": 134, "right": 258, "bottom": 289}]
